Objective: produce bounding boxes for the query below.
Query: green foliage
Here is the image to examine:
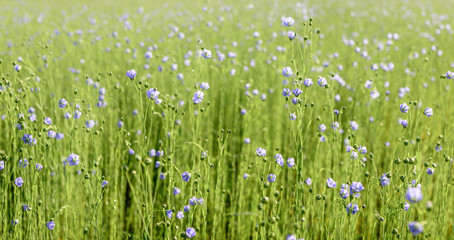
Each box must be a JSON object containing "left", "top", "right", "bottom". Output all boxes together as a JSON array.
[{"left": 0, "top": 0, "right": 453, "bottom": 239}]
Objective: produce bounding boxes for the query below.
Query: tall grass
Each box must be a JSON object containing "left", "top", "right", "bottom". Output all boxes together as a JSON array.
[{"left": 0, "top": 0, "right": 453, "bottom": 239}]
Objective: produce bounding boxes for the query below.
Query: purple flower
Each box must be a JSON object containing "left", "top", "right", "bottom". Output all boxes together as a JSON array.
[
  {"left": 44, "top": 117, "right": 52, "bottom": 125},
  {"left": 56, "top": 133, "right": 64, "bottom": 140},
  {"left": 423, "top": 107, "right": 433, "bottom": 117},
  {"left": 340, "top": 188, "right": 349, "bottom": 199},
  {"left": 318, "top": 76, "right": 327, "bottom": 87},
  {"left": 126, "top": 69, "right": 137, "bottom": 79},
  {"left": 291, "top": 97, "right": 298, "bottom": 105},
  {"left": 283, "top": 17, "right": 295, "bottom": 26},
  {"left": 145, "top": 51, "right": 153, "bottom": 59},
  {"left": 155, "top": 161, "right": 161, "bottom": 168},
  {"left": 128, "top": 149, "right": 135, "bottom": 155},
  {"left": 173, "top": 187, "right": 180, "bottom": 195},
  {"left": 303, "top": 78, "right": 313, "bottom": 87},
  {"left": 275, "top": 154, "right": 284, "bottom": 166},
  {"left": 282, "top": 67, "right": 293, "bottom": 77},
  {"left": 165, "top": 210, "right": 172, "bottom": 219},
  {"left": 286, "top": 235, "right": 296, "bottom": 240},
  {"left": 102, "top": 180, "right": 108, "bottom": 188},
  {"left": 408, "top": 222, "right": 423, "bottom": 236},
  {"left": 379, "top": 174, "right": 390, "bottom": 187},
  {"left": 186, "top": 227, "right": 196, "bottom": 238},
  {"left": 59, "top": 98, "right": 68, "bottom": 108},
  {"left": 404, "top": 202, "right": 410, "bottom": 211},
  {"left": 15, "top": 177, "right": 24, "bottom": 187},
  {"left": 267, "top": 174, "right": 276, "bottom": 183},
  {"left": 67, "top": 153, "right": 80, "bottom": 166},
  {"left": 22, "top": 134, "right": 33, "bottom": 145},
  {"left": 282, "top": 88, "right": 291, "bottom": 97},
  {"left": 193, "top": 91, "right": 204, "bottom": 104},
  {"left": 436, "top": 145, "right": 442, "bottom": 152},
  {"left": 22, "top": 204, "right": 30, "bottom": 211},
  {"left": 182, "top": 171, "right": 191, "bottom": 182},
  {"left": 370, "top": 90, "right": 380, "bottom": 99},
  {"left": 19, "top": 159, "right": 28, "bottom": 168},
  {"left": 201, "top": 49, "right": 212, "bottom": 59},
  {"left": 36, "top": 163, "right": 43, "bottom": 171},
  {"left": 74, "top": 110, "right": 81, "bottom": 119},
  {"left": 189, "top": 197, "right": 198, "bottom": 206},
  {"left": 286, "top": 158, "right": 295, "bottom": 168},
  {"left": 400, "top": 103, "right": 409, "bottom": 113},
  {"left": 400, "top": 119, "right": 408, "bottom": 128},
  {"left": 0, "top": 161, "right": 4, "bottom": 170},
  {"left": 446, "top": 71, "right": 454, "bottom": 79},
  {"left": 292, "top": 88, "right": 302, "bottom": 97},
  {"left": 156, "top": 150, "right": 164, "bottom": 157},
  {"left": 85, "top": 120, "right": 95, "bottom": 129},
  {"left": 319, "top": 124, "right": 326, "bottom": 132},
  {"left": 289, "top": 113, "right": 297, "bottom": 120},
  {"left": 347, "top": 203, "right": 359, "bottom": 214},
  {"left": 426, "top": 168, "right": 434, "bottom": 175},
  {"left": 146, "top": 88, "right": 160, "bottom": 99},
  {"left": 305, "top": 178, "right": 312, "bottom": 185},
  {"left": 46, "top": 221, "right": 55, "bottom": 230},
  {"left": 406, "top": 187, "right": 423, "bottom": 203},
  {"left": 184, "top": 205, "right": 191, "bottom": 212},
  {"left": 149, "top": 149, "right": 156, "bottom": 157},
  {"left": 350, "top": 121, "right": 359, "bottom": 130},
  {"left": 359, "top": 146, "right": 367, "bottom": 154},
  {"left": 11, "top": 219, "right": 18, "bottom": 226},
  {"left": 327, "top": 178, "right": 336, "bottom": 188},
  {"left": 288, "top": 31, "right": 296, "bottom": 40},
  {"left": 350, "top": 182, "right": 364, "bottom": 197},
  {"left": 177, "top": 211, "right": 184, "bottom": 219},
  {"left": 48, "top": 130, "right": 56, "bottom": 138},
  {"left": 200, "top": 82, "right": 210, "bottom": 90},
  {"left": 256, "top": 147, "right": 266, "bottom": 157}
]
